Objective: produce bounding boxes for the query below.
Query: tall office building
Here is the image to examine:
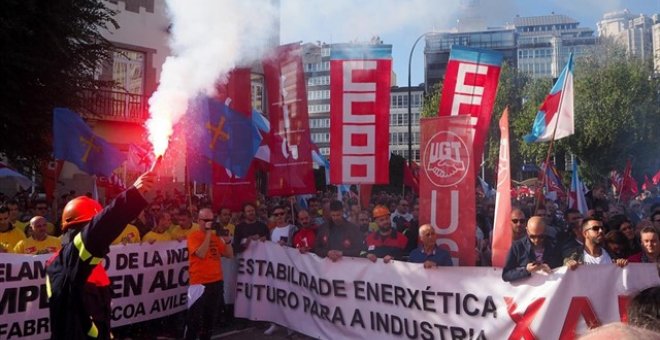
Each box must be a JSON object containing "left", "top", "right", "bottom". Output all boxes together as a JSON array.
[
  {"left": 598, "top": 9, "right": 657, "bottom": 60},
  {"left": 390, "top": 86, "right": 423, "bottom": 162},
  {"left": 515, "top": 14, "right": 597, "bottom": 78},
  {"left": 424, "top": 27, "right": 517, "bottom": 92}
]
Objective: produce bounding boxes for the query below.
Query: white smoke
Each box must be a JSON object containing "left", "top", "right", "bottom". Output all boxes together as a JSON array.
[{"left": 147, "top": 0, "right": 279, "bottom": 156}]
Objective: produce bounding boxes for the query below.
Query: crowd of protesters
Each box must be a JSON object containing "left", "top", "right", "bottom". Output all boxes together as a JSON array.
[{"left": 0, "top": 180, "right": 659, "bottom": 337}]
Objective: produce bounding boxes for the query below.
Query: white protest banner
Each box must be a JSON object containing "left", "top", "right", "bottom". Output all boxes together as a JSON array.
[
  {"left": 235, "top": 242, "right": 660, "bottom": 340},
  {"left": 0, "top": 241, "right": 189, "bottom": 339}
]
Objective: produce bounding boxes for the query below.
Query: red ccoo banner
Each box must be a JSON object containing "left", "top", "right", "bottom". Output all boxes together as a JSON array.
[
  {"left": 419, "top": 116, "right": 476, "bottom": 266},
  {"left": 437, "top": 46, "right": 503, "bottom": 172},
  {"left": 329, "top": 45, "right": 391, "bottom": 184}
]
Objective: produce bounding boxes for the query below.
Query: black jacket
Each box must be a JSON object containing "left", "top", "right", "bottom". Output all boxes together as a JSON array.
[
  {"left": 314, "top": 219, "right": 364, "bottom": 258},
  {"left": 46, "top": 188, "right": 147, "bottom": 339},
  {"left": 502, "top": 236, "right": 562, "bottom": 282}
]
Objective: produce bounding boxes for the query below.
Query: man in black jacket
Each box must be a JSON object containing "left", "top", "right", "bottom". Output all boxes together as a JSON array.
[
  {"left": 46, "top": 170, "right": 156, "bottom": 339},
  {"left": 502, "top": 216, "right": 562, "bottom": 282},
  {"left": 314, "top": 200, "right": 364, "bottom": 261}
]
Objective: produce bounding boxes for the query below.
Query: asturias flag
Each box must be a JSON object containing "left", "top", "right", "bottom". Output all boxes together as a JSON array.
[
  {"left": 187, "top": 96, "right": 261, "bottom": 179},
  {"left": 53, "top": 108, "right": 126, "bottom": 177},
  {"left": 524, "top": 53, "right": 574, "bottom": 143}
]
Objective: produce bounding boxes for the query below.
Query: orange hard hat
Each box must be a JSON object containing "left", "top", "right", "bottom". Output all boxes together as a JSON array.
[
  {"left": 372, "top": 205, "right": 390, "bottom": 219},
  {"left": 61, "top": 196, "right": 103, "bottom": 231}
]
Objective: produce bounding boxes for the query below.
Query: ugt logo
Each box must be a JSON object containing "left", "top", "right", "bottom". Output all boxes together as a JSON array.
[{"left": 424, "top": 131, "right": 470, "bottom": 187}]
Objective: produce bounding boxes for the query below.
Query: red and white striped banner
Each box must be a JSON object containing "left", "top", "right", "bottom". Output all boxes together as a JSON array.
[
  {"left": 437, "top": 46, "right": 503, "bottom": 171},
  {"left": 329, "top": 45, "right": 391, "bottom": 184}
]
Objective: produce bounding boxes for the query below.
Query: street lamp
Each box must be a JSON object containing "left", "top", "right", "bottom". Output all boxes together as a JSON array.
[{"left": 407, "top": 32, "right": 430, "bottom": 167}]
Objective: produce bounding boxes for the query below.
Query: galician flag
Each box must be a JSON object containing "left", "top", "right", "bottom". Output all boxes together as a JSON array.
[
  {"left": 569, "top": 159, "right": 588, "bottom": 215},
  {"left": 524, "top": 53, "right": 574, "bottom": 142}
]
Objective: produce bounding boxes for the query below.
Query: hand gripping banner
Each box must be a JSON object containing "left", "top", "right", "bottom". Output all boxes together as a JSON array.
[{"left": 330, "top": 44, "right": 392, "bottom": 184}]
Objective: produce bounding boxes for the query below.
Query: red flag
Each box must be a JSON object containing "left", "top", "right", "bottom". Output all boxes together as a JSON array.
[
  {"left": 127, "top": 144, "right": 153, "bottom": 172},
  {"left": 212, "top": 163, "right": 256, "bottom": 212},
  {"left": 211, "top": 68, "right": 256, "bottom": 211},
  {"left": 329, "top": 45, "right": 391, "bottom": 184},
  {"left": 620, "top": 159, "right": 638, "bottom": 201},
  {"left": 41, "top": 160, "right": 63, "bottom": 204},
  {"left": 419, "top": 116, "right": 476, "bottom": 266},
  {"left": 96, "top": 173, "right": 126, "bottom": 202},
  {"left": 437, "top": 46, "right": 503, "bottom": 175},
  {"left": 492, "top": 108, "right": 512, "bottom": 268},
  {"left": 262, "top": 43, "right": 316, "bottom": 196},
  {"left": 653, "top": 169, "right": 660, "bottom": 185},
  {"left": 403, "top": 160, "right": 420, "bottom": 193},
  {"left": 359, "top": 184, "right": 373, "bottom": 209},
  {"left": 642, "top": 175, "right": 653, "bottom": 191}
]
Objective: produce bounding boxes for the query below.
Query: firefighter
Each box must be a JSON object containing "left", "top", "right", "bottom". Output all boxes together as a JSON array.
[{"left": 46, "top": 170, "right": 156, "bottom": 339}]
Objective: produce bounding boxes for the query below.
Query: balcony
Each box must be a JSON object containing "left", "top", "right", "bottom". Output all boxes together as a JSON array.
[{"left": 79, "top": 89, "right": 149, "bottom": 122}]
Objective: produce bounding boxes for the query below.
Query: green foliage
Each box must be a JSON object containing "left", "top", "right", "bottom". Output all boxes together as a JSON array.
[
  {"left": 420, "top": 83, "right": 441, "bottom": 118},
  {"left": 0, "top": 0, "right": 118, "bottom": 168},
  {"left": 567, "top": 50, "right": 660, "bottom": 182}
]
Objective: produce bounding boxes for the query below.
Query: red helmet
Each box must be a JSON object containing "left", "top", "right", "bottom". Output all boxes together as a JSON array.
[
  {"left": 372, "top": 205, "right": 390, "bottom": 219},
  {"left": 61, "top": 196, "right": 103, "bottom": 231}
]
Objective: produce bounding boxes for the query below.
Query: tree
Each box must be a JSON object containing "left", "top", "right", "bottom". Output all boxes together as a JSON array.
[
  {"left": 567, "top": 49, "right": 660, "bottom": 183},
  {"left": 0, "top": 0, "right": 117, "bottom": 168}
]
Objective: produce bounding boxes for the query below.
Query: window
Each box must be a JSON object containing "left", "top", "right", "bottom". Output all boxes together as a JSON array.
[{"left": 112, "top": 49, "right": 145, "bottom": 94}]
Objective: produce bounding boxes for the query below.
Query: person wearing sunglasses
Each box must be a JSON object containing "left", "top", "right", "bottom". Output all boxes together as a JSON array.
[
  {"left": 502, "top": 216, "right": 561, "bottom": 282},
  {"left": 565, "top": 217, "right": 628, "bottom": 270},
  {"left": 510, "top": 208, "right": 527, "bottom": 241}
]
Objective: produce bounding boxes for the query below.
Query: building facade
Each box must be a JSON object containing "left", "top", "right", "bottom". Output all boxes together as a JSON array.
[
  {"left": 515, "top": 14, "right": 597, "bottom": 78},
  {"left": 597, "top": 10, "right": 658, "bottom": 60},
  {"left": 424, "top": 28, "right": 517, "bottom": 92},
  {"left": 389, "top": 86, "right": 423, "bottom": 162}
]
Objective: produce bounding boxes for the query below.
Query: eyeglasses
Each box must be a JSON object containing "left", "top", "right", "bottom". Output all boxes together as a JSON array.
[
  {"left": 199, "top": 218, "right": 214, "bottom": 223},
  {"left": 528, "top": 234, "right": 545, "bottom": 240},
  {"left": 587, "top": 226, "right": 603, "bottom": 233},
  {"left": 511, "top": 219, "right": 526, "bottom": 224}
]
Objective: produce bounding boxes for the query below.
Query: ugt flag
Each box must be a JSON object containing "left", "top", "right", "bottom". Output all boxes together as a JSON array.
[
  {"left": 53, "top": 108, "right": 126, "bottom": 177},
  {"left": 524, "top": 54, "right": 574, "bottom": 142}
]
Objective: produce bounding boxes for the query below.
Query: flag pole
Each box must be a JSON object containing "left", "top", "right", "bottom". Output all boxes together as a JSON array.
[{"left": 535, "top": 54, "right": 571, "bottom": 212}]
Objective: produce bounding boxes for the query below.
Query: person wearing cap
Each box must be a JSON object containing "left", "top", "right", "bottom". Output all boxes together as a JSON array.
[
  {"left": 365, "top": 205, "right": 408, "bottom": 263},
  {"left": 45, "top": 170, "right": 156, "bottom": 339}
]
